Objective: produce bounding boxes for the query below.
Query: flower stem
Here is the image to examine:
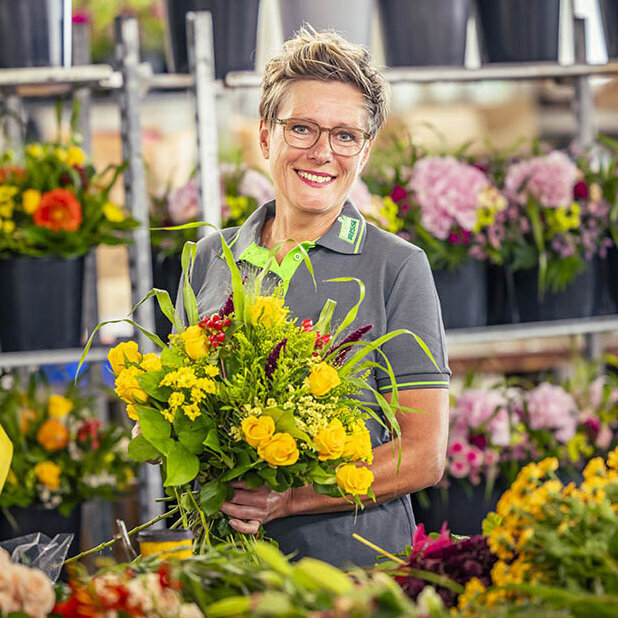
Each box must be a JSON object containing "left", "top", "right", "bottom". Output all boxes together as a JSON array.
[
  {"left": 352, "top": 533, "right": 407, "bottom": 565},
  {"left": 64, "top": 505, "right": 180, "bottom": 565}
]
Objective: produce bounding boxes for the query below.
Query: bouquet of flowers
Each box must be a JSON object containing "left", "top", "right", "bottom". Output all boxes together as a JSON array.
[
  {"left": 89, "top": 232, "right": 424, "bottom": 546},
  {"left": 0, "top": 137, "right": 137, "bottom": 258},
  {"left": 150, "top": 162, "right": 274, "bottom": 256},
  {"left": 0, "top": 373, "right": 136, "bottom": 515}
]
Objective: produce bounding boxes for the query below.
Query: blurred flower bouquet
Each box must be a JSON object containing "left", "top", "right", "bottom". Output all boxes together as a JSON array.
[
  {"left": 0, "top": 137, "right": 137, "bottom": 258},
  {"left": 150, "top": 162, "right": 274, "bottom": 256},
  {"left": 0, "top": 373, "right": 136, "bottom": 516},
  {"left": 89, "top": 232, "right": 426, "bottom": 547}
]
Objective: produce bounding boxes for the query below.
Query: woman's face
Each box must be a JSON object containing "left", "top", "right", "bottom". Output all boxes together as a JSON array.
[{"left": 259, "top": 80, "right": 373, "bottom": 220}]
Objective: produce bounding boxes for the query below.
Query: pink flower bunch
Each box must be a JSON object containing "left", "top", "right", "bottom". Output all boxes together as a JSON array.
[
  {"left": 236, "top": 167, "right": 275, "bottom": 207},
  {"left": 504, "top": 151, "right": 578, "bottom": 208},
  {"left": 407, "top": 156, "right": 490, "bottom": 240},
  {"left": 167, "top": 177, "right": 199, "bottom": 225},
  {"left": 524, "top": 382, "right": 578, "bottom": 443}
]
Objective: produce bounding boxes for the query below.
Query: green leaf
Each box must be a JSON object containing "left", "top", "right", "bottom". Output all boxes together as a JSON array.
[
  {"left": 181, "top": 241, "right": 199, "bottom": 325},
  {"left": 482, "top": 511, "right": 502, "bottom": 535},
  {"left": 136, "top": 370, "right": 170, "bottom": 402},
  {"left": 132, "top": 287, "right": 183, "bottom": 334},
  {"left": 314, "top": 298, "right": 337, "bottom": 334},
  {"left": 161, "top": 346, "right": 183, "bottom": 367},
  {"left": 137, "top": 406, "right": 171, "bottom": 443},
  {"left": 263, "top": 407, "right": 311, "bottom": 444},
  {"left": 163, "top": 442, "right": 199, "bottom": 487},
  {"left": 325, "top": 277, "right": 365, "bottom": 342},
  {"left": 308, "top": 466, "right": 336, "bottom": 485},
  {"left": 608, "top": 527, "right": 618, "bottom": 559},
  {"left": 174, "top": 413, "right": 208, "bottom": 455},
  {"left": 128, "top": 434, "right": 160, "bottom": 462},
  {"left": 253, "top": 541, "right": 293, "bottom": 575},
  {"left": 206, "top": 596, "right": 252, "bottom": 617},
  {"left": 199, "top": 479, "right": 229, "bottom": 516}
]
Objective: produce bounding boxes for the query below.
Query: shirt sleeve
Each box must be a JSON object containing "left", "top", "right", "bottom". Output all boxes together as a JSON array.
[{"left": 375, "top": 249, "right": 451, "bottom": 392}]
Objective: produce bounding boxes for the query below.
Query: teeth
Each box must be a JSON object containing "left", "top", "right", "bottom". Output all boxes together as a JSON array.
[{"left": 297, "top": 170, "right": 334, "bottom": 183}]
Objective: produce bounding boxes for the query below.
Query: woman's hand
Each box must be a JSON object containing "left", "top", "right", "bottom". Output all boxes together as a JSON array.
[{"left": 220, "top": 482, "right": 293, "bottom": 535}]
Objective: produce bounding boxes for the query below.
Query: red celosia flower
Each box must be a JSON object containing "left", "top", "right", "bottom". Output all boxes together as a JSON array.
[
  {"left": 32, "top": 188, "right": 82, "bottom": 231},
  {"left": 0, "top": 165, "right": 26, "bottom": 182}
]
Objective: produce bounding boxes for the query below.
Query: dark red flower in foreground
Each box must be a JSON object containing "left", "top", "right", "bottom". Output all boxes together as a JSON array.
[
  {"left": 33, "top": 188, "right": 82, "bottom": 231},
  {"left": 390, "top": 185, "right": 407, "bottom": 202},
  {"left": 573, "top": 181, "right": 589, "bottom": 200}
]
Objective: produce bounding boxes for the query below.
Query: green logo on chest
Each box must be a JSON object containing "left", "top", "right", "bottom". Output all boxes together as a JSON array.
[{"left": 339, "top": 215, "right": 359, "bottom": 244}]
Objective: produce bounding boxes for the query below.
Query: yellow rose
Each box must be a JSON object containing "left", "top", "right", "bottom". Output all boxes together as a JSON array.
[
  {"left": 48, "top": 394, "right": 74, "bottom": 419},
  {"left": 141, "top": 352, "right": 162, "bottom": 372},
  {"left": 249, "top": 296, "right": 289, "bottom": 328},
  {"left": 26, "top": 144, "right": 44, "bottom": 159},
  {"left": 3, "top": 220, "right": 14, "bottom": 234},
  {"left": 66, "top": 146, "right": 86, "bottom": 167},
  {"left": 126, "top": 404, "right": 139, "bottom": 421},
  {"left": 313, "top": 418, "right": 346, "bottom": 461},
  {"left": 242, "top": 415, "right": 275, "bottom": 447},
  {"left": 22, "top": 189, "right": 41, "bottom": 214},
  {"left": 115, "top": 367, "right": 148, "bottom": 404},
  {"left": 343, "top": 426, "right": 373, "bottom": 464},
  {"left": 108, "top": 341, "right": 141, "bottom": 374},
  {"left": 34, "top": 461, "right": 62, "bottom": 490},
  {"left": 308, "top": 362, "right": 341, "bottom": 397},
  {"left": 37, "top": 419, "right": 69, "bottom": 452},
  {"left": 336, "top": 464, "right": 374, "bottom": 496},
  {"left": 181, "top": 325, "right": 209, "bottom": 360},
  {"left": 103, "top": 201, "right": 126, "bottom": 222},
  {"left": 258, "top": 433, "right": 299, "bottom": 466}
]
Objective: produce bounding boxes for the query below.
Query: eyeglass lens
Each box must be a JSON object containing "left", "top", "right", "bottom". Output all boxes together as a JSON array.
[{"left": 281, "top": 119, "right": 366, "bottom": 156}]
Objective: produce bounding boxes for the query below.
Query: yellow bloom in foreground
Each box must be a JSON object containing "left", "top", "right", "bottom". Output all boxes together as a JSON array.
[
  {"left": 608, "top": 447, "right": 618, "bottom": 471},
  {"left": 308, "top": 362, "right": 341, "bottom": 397},
  {"left": 48, "top": 394, "right": 74, "bottom": 419},
  {"left": 26, "top": 143, "right": 44, "bottom": 159},
  {"left": 458, "top": 577, "right": 486, "bottom": 612},
  {"left": 343, "top": 426, "right": 373, "bottom": 464},
  {"left": 66, "top": 146, "right": 86, "bottom": 167},
  {"left": 34, "top": 461, "right": 62, "bottom": 490},
  {"left": 22, "top": 189, "right": 41, "bottom": 214},
  {"left": 108, "top": 341, "right": 141, "bottom": 374},
  {"left": 140, "top": 353, "right": 162, "bottom": 372},
  {"left": 103, "top": 201, "right": 126, "bottom": 222},
  {"left": 249, "top": 296, "right": 289, "bottom": 328},
  {"left": 258, "top": 432, "right": 299, "bottom": 466},
  {"left": 115, "top": 367, "right": 148, "bottom": 404},
  {"left": 242, "top": 415, "right": 275, "bottom": 447},
  {"left": 181, "top": 325, "right": 209, "bottom": 360},
  {"left": 126, "top": 404, "right": 139, "bottom": 421},
  {"left": 314, "top": 418, "right": 346, "bottom": 461},
  {"left": 336, "top": 464, "right": 374, "bottom": 496}
]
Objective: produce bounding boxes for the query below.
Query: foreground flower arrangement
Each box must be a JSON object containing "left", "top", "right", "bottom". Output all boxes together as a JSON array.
[
  {"left": 0, "top": 373, "right": 136, "bottom": 515},
  {"left": 0, "top": 139, "right": 137, "bottom": 258}
]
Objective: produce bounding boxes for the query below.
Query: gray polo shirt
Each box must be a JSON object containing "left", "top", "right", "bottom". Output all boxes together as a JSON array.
[{"left": 180, "top": 200, "right": 450, "bottom": 566}]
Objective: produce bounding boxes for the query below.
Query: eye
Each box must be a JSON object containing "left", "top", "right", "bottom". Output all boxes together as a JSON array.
[
  {"left": 289, "top": 122, "right": 317, "bottom": 137},
  {"left": 333, "top": 128, "right": 360, "bottom": 143}
]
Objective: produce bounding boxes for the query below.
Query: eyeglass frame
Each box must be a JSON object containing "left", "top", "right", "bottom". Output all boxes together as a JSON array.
[{"left": 273, "top": 117, "right": 371, "bottom": 157}]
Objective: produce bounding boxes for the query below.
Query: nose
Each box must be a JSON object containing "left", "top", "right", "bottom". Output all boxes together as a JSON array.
[{"left": 308, "top": 128, "right": 333, "bottom": 162}]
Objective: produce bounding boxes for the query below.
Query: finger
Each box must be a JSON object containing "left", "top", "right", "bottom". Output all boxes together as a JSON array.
[
  {"left": 228, "top": 518, "right": 260, "bottom": 535},
  {"left": 228, "top": 489, "right": 269, "bottom": 507},
  {"left": 221, "top": 501, "right": 265, "bottom": 522},
  {"left": 229, "top": 481, "right": 251, "bottom": 489}
]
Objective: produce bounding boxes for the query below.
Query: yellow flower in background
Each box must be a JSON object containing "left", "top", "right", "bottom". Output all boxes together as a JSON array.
[
  {"left": 37, "top": 419, "right": 69, "bottom": 452},
  {"left": 258, "top": 432, "right": 299, "bottom": 466},
  {"left": 115, "top": 367, "right": 148, "bottom": 404},
  {"left": 608, "top": 447, "right": 618, "bottom": 470},
  {"left": 249, "top": 296, "right": 289, "bottom": 328},
  {"left": 308, "top": 362, "right": 341, "bottom": 397},
  {"left": 34, "top": 461, "right": 61, "bottom": 490},
  {"left": 22, "top": 188, "right": 41, "bottom": 214},
  {"left": 335, "top": 464, "right": 373, "bottom": 495},
  {"left": 103, "top": 201, "right": 126, "bottom": 222},
  {"left": 3, "top": 220, "right": 14, "bottom": 234},
  {"left": 26, "top": 143, "right": 44, "bottom": 159},
  {"left": 66, "top": 146, "right": 86, "bottom": 167},
  {"left": 378, "top": 196, "right": 404, "bottom": 234},
  {"left": 48, "top": 394, "right": 74, "bottom": 419},
  {"left": 108, "top": 341, "right": 141, "bottom": 374},
  {"left": 141, "top": 353, "right": 162, "bottom": 372},
  {"left": 242, "top": 415, "right": 275, "bottom": 447},
  {"left": 54, "top": 147, "right": 68, "bottom": 163},
  {"left": 313, "top": 418, "right": 346, "bottom": 461},
  {"left": 181, "top": 325, "right": 209, "bottom": 360},
  {"left": 126, "top": 404, "right": 139, "bottom": 421}
]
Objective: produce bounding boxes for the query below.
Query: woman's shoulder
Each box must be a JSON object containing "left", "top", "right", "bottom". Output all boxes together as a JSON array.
[{"left": 363, "top": 220, "right": 426, "bottom": 264}]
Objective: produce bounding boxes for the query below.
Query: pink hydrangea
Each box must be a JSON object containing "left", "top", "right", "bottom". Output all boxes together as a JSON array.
[
  {"left": 238, "top": 168, "right": 275, "bottom": 206},
  {"left": 525, "top": 382, "right": 578, "bottom": 443},
  {"left": 451, "top": 389, "right": 511, "bottom": 447},
  {"left": 504, "top": 151, "right": 578, "bottom": 208},
  {"left": 407, "top": 156, "right": 490, "bottom": 239},
  {"left": 167, "top": 178, "right": 199, "bottom": 224}
]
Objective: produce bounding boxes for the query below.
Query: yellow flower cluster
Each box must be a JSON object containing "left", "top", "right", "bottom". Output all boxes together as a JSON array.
[
  {"left": 180, "top": 325, "right": 210, "bottom": 360},
  {"left": 545, "top": 202, "right": 581, "bottom": 234},
  {"left": 159, "top": 365, "right": 218, "bottom": 421},
  {"left": 241, "top": 416, "right": 299, "bottom": 466},
  {"left": 378, "top": 196, "right": 404, "bottom": 234},
  {"left": 335, "top": 463, "right": 374, "bottom": 495},
  {"left": 473, "top": 186, "right": 507, "bottom": 232},
  {"left": 225, "top": 195, "right": 251, "bottom": 221},
  {"left": 34, "top": 461, "right": 62, "bottom": 490},
  {"left": 249, "top": 296, "right": 289, "bottom": 328},
  {"left": 0, "top": 185, "right": 18, "bottom": 234},
  {"left": 308, "top": 362, "right": 341, "bottom": 397}
]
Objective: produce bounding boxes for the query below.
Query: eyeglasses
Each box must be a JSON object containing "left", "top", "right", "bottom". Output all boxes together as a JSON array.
[{"left": 274, "top": 118, "right": 370, "bottom": 157}]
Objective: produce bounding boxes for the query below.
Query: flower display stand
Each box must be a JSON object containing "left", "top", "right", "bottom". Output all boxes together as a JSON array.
[
  {"left": 476, "top": 0, "right": 561, "bottom": 63},
  {"left": 599, "top": 0, "right": 618, "bottom": 60},
  {"left": 607, "top": 246, "right": 618, "bottom": 312},
  {"left": 377, "top": 0, "right": 470, "bottom": 67},
  {"left": 0, "top": 255, "right": 84, "bottom": 352},
  {"left": 432, "top": 261, "right": 487, "bottom": 329}
]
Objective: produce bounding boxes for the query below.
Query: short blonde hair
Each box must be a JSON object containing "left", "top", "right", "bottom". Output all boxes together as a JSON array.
[{"left": 259, "top": 28, "right": 389, "bottom": 138}]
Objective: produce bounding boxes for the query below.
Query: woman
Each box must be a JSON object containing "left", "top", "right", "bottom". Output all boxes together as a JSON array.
[{"left": 180, "top": 28, "right": 450, "bottom": 567}]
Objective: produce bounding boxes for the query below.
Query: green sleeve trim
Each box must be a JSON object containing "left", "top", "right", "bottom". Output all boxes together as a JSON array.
[{"left": 379, "top": 380, "right": 450, "bottom": 391}]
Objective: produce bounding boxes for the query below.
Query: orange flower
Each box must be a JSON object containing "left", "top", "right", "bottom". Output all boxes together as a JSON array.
[
  {"left": 32, "top": 188, "right": 82, "bottom": 232},
  {"left": 18, "top": 407, "right": 36, "bottom": 434},
  {"left": 37, "top": 419, "right": 69, "bottom": 452}
]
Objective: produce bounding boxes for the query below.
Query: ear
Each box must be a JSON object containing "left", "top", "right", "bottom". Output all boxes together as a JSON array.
[{"left": 259, "top": 119, "right": 270, "bottom": 159}]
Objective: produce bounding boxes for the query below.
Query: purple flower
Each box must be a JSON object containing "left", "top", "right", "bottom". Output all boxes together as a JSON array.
[
  {"left": 327, "top": 324, "right": 373, "bottom": 366},
  {"left": 218, "top": 292, "right": 234, "bottom": 318},
  {"left": 265, "top": 339, "right": 287, "bottom": 380}
]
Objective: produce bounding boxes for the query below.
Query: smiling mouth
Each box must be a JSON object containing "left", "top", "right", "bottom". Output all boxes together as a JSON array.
[{"left": 296, "top": 170, "right": 336, "bottom": 184}]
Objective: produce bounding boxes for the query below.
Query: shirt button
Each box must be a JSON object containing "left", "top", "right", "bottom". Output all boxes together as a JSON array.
[{"left": 293, "top": 253, "right": 302, "bottom": 261}]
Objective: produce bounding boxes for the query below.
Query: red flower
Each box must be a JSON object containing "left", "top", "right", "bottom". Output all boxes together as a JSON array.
[
  {"left": 0, "top": 165, "right": 25, "bottom": 182},
  {"left": 573, "top": 180, "right": 589, "bottom": 200},
  {"left": 390, "top": 185, "right": 407, "bottom": 202},
  {"left": 33, "top": 188, "right": 82, "bottom": 231}
]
